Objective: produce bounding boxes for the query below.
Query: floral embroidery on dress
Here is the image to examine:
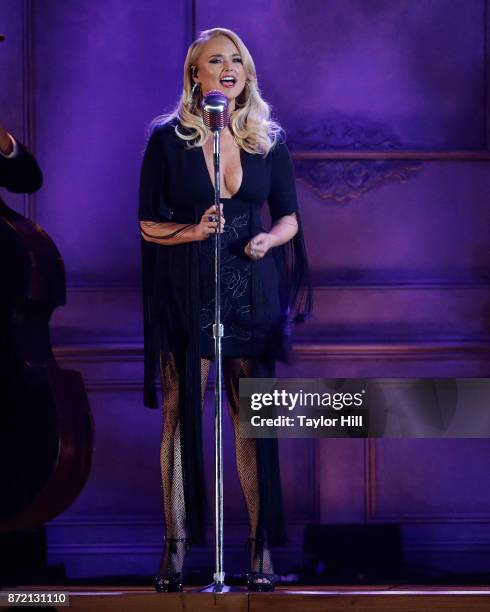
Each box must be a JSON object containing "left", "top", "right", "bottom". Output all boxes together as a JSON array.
[{"left": 200, "top": 210, "right": 262, "bottom": 346}]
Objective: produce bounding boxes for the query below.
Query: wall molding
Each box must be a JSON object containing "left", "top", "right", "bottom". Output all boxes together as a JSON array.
[
  {"left": 50, "top": 341, "right": 490, "bottom": 397},
  {"left": 290, "top": 148, "right": 490, "bottom": 202},
  {"left": 292, "top": 150, "right": 490, "bottom": 160},
  {"left": 46, "top": 541, "right": 490, "bottom": 556},
  {"left": 485, "top": 0, "right": 490, "bottom": 147},
  {"left": 372, "top": 513, "right": 490, "bottom": 524},
  {"left": 53, "top": 340, "right": 490, "bottom": 366},
  {"left": 47, "top": 515, "right": 310, "bottom": 528},
  {"left": 64, "top": 279, "right": 490, "bottom": 291},
  {"left": 47, "top": 514, "right": 490, "bottom": 551},
  {"left": 366, "top": 440, "right": 490, "bottom": 524},
  {"left": 22, "top": 0, "right": 35, "bottom": 220}
]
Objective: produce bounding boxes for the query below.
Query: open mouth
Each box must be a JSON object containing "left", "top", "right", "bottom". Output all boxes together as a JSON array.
[{"left": 220, "top": 76, "right": 237, "bottom": 88}]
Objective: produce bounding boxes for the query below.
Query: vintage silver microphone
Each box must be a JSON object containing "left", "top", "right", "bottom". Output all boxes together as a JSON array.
[
  {"left": 201, "top": 89, "right": 229, "bottom": 131},
  {"left": 200, "top": 90, "right": 229, "bottom": 592}
]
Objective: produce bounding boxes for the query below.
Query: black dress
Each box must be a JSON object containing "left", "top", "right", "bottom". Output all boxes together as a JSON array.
[{"left": 139, "top": 119, "right": 310, "bottom": 547}]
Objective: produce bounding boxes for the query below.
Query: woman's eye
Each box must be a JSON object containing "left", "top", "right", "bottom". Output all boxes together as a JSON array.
[
  {"left": 233, "top": 58, "right": 243, "bottom": 63},
  {"left": 210, "top": 59, "right": 221, "bottom": 64}
]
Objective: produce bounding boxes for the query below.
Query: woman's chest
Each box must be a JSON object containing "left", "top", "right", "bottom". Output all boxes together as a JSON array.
[
  {"left": 164, "top": 141, "right": 272, "bottom": 214},
  {"left": 202, "top": 138, "right": 243, "bottom": 198}
]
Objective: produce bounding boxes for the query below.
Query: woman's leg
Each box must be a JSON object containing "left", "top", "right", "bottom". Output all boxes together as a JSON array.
[
  {"left": 157, "top": 354, "right": 211, "bottom": 576},
  {"left": 222, "top": 357, "right": 273, "bottom": 574}
]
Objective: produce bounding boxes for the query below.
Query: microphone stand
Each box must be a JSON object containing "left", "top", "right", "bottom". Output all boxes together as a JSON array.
[
  {"left": 199, "top": 92, "right": 242, "bottom": 593},
  {"left": 212, "top": 126, "right": 225, "bottom": 592}
]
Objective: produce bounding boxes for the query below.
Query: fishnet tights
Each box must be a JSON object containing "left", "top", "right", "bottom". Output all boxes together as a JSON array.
[{"left": 157, "top": 354, "right": 273, "bottom": 576}]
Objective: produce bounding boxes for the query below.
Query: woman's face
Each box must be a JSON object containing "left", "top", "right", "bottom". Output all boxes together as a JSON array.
[{"left": 193, "top": 35, "right": 247, "bottom": 111}]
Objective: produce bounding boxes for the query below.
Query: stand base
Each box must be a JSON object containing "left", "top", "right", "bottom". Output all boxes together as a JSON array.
[{"left": 199, "top": 582, "right": 247, "bottom": 593}]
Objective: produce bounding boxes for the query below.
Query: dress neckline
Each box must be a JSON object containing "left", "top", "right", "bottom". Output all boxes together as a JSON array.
[{"left": 199, "top": 144, "right": 245, "bottom": 200}]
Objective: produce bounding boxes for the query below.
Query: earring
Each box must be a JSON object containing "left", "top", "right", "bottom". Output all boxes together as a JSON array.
[{"left": 187, "top": 82, "right": 200, "bottom": 105}]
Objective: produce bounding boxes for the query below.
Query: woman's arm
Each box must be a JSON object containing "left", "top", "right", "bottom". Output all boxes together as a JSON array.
[
  {"left": 245, "top": 140, "right": 300, "bottom": 260},
  {"left": 244, "top": 212, "right": 298, "bottom": 259},
  {"left": 139, "top": 126, "right": 224, "bottom": 245},
  {"left": 140, "top": 220, "right": 198, "bottom": 245},
  {"left": 266, "top": 212, "right": 298, "bottom": 246},
  {"left": 140, "top": 204, "right": 225, "bottom": 245}
]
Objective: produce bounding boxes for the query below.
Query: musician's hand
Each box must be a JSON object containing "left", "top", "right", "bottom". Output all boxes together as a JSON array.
[
  {"left": 245, "top": 233, "right": 276, "bottom": 260},
  {"left": 194, "top": 204, "right": 225, "bottom": 240},
  {"left": 0, "top": 123, "right": 13, "bottom": 155}
]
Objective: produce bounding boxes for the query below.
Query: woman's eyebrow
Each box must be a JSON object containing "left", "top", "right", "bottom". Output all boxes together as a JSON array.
[{"left": 207, "top": 52, "right": 242, "bottom": 59}]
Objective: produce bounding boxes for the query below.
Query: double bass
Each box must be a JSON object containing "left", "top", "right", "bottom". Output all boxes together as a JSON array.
[{"left": 0, "top": 117, "right": 93, "bottom": 531}]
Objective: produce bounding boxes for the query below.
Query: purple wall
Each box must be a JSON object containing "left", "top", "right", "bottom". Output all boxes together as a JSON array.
[
  {"left": 0, "top": 1, "right": 29, "bottom": 215},
  {"left": 2, "top": 0, "right": 490, "bottom": 579},
  {"left": 198, "top": 0, "right": 486, "bottom": 148},
  {"left": 34, "top": 0, "right": 190, "bottom": 285}
]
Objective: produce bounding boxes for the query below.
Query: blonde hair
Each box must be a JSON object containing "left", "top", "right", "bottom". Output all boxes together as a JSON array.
[{"left": 151, "top": 28, "right": 283, "bottom": 156}]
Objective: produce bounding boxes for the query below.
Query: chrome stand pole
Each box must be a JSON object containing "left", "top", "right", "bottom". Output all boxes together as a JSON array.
[
  {"left": 212, "top": 129, "right": 225, "bottom": 591},
  {"left": 201, "top": 130, "right": 242, "bottom": 593},
  {"left": 199, "top": 92, "right": 244, "bottom": 594}
]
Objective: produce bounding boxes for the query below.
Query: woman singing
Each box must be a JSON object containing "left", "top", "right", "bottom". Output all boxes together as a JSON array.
[{"left": 139, "top": 27, "right": 311, "bottom": 592}]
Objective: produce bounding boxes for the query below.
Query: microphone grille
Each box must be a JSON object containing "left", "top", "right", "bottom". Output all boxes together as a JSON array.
[{"left": 201, "top": 90, "right": 229, "bottom": 132}]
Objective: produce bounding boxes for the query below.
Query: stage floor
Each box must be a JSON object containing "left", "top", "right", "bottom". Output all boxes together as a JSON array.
[{"left": 2, "top": 585, "right": 490, "bottom": 611}]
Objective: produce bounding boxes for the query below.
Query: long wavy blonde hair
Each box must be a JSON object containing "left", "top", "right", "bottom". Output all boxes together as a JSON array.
[{"left": 152, "top": 28, "right": 283, "bottom": 156}]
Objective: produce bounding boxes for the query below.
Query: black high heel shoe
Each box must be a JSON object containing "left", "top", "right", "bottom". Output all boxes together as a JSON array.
[
  {"left": 154, "top": 537, "right": 190, "bottom": 593},
  {"left": 245, "top": 537, "right": 276, "bottom": 592},
  {"left": 154, "top": 572, "right": 183, "bottom": 593}
]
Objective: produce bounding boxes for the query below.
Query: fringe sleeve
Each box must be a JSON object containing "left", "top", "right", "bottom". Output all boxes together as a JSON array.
[
  {"left": 139, "top": 126, "right": 173, "bottom": 408},
  {"left": 267, "top": 139, "right": 312, "bottom": 327}
]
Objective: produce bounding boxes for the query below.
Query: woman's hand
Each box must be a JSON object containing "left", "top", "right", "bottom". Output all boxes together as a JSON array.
[
  {"left": 194, "top": 204, "right": 225, "bottom": 241},
  {"left": 0, "top": 123, "right": 13, "bottom": 155},
  {"left": 245, "top": 232, "right": 276, "bottom": 260}
]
